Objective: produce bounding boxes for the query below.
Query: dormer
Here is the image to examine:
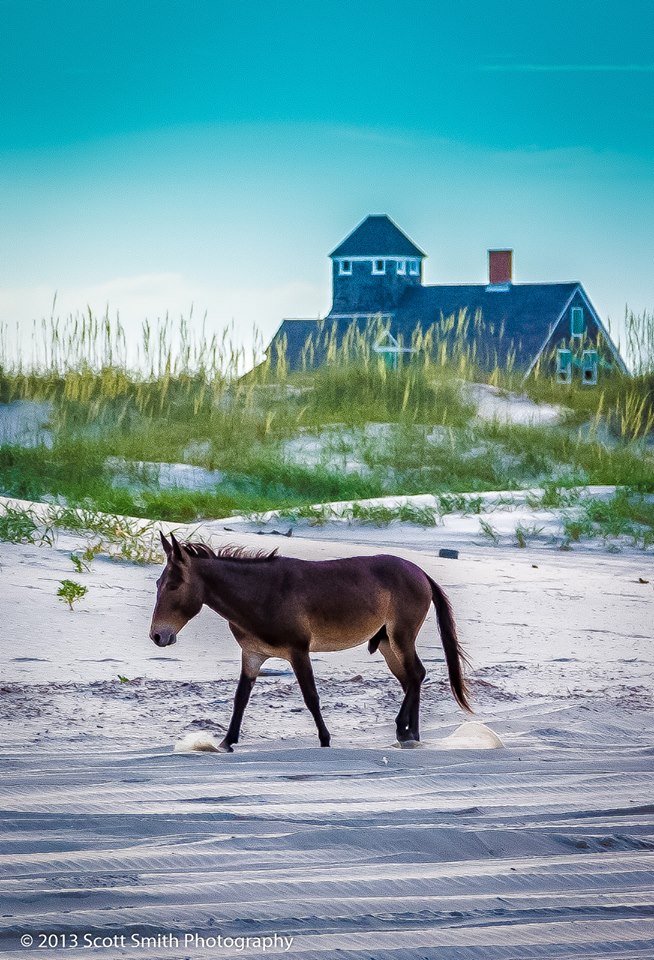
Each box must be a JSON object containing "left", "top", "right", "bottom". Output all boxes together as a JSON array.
[{"left": 329, "top": 214, "right": 426, "bottom": 315}]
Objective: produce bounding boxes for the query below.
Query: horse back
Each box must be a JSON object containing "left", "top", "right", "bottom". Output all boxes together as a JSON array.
[{"left": 275, "top": 553, "right": 432, "bottom": 644}]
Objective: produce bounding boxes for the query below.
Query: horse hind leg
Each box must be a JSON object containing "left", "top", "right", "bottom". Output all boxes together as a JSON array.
[
  {"left": 406, "top": 653, "right": 426, "bottom": 741},
  {"left": 383, "top": 633, "right": 426, "bottom": 743}
]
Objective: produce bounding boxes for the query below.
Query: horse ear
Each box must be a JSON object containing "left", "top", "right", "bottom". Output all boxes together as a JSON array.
[
  {"left": 169, "top": 532, "right": 187, "bottom": 564},
  {"left": 160, "top": 531, "right": 172, "bottom": 557}
]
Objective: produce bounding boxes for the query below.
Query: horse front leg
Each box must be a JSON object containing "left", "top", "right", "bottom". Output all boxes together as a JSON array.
[
  {"left": 220, "top": 650, "right": 267, "bottom": 752},
  {"left": 290, "top": 650, "right": 331, "bottom": 747}
]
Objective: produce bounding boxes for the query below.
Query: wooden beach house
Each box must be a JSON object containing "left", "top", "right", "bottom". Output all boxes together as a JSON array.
[{"left": 268, "top": 215, "right": 627, "bottom": 383}]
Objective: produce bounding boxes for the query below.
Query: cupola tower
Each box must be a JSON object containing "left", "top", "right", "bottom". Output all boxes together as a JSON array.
[{"left": 329, "top": 214, "right": 426, "bottom": 316}]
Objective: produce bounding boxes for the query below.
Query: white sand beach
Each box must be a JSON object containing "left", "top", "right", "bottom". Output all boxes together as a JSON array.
[{"left": 1, "top": 507, "right": 653, "bottom": 958}]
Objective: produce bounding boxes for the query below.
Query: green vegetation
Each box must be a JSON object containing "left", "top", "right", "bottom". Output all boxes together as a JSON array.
[
  {"left": 0, "top": 310, "right": 652, "bottom": 546},
  {"left": 563, "top": 489, "right": 654, "bottom": 550},
  {"left": 0, "top": 500, "right": 164, "bottom": 564},
  {"left": 479, "top": 519, "right": 501, "bottom": 545},
  {"left": 526, "top": 483, "right": 584, "bottom": 510},
  {"left": 277, "top": 500, "right": 441, "bottom": 528},
  {"left": 70, "top": 552, "right": 86, "bottom": 573},
  {"left": 0, "top": 503, "right": 54, "bottom": 545},
  {"left": 57, "top": 579, "right": 88, "bottom": 611},
  {"left": 514, "top": 523, "right": 544, "bottom": 548}
]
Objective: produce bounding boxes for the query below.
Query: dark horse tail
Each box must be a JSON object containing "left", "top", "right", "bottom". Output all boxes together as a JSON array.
[{"left": 426, "top": 575, "right": 473, "bottom": 713}]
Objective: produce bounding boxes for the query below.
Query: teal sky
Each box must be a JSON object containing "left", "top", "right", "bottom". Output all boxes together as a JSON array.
[{"left": 1, "top": 0, "right": 653, "bottom": 358}]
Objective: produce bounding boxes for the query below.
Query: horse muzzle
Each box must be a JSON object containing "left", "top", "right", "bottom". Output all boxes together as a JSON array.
[{"left": 150, "top": 628, "right": 177, "bottom": 647}]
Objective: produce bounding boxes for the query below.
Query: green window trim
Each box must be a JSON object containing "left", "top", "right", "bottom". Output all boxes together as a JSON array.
[
  {"left": 571, "top": 306, "right": 584, "bottom": 338},
  {"left": 556, "top": 348, "right": 572, "bottom": 384},
  {"left": 581, "top": 349, "right": 599, "bottom": 386}
]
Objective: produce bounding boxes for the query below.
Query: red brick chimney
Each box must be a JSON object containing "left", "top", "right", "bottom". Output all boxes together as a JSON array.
[{"left": 488, "top": 249, "right": 513, "bottom": 285}]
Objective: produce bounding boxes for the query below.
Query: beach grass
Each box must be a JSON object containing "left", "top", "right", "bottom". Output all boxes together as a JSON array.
[
  {"left": 0, "top": 502, "right": 55, "bottom": 545},
  {"left": 0, "top": 309, "right": 652, "bottom": 529}
]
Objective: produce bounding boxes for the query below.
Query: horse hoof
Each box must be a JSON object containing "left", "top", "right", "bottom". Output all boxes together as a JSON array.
[
  {"left": 394, "top": 739, "right": 423, "bottom": 750},
  {"left": 217, "top": 742, "right": 234, "bottom": 753}
]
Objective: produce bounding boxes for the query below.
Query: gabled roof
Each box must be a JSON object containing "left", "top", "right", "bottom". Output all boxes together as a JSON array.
[
  {"left": 524, "top": 284, "right": 629, "bottom": 376},
  {"left": 267, "top": 284, "right": 583, "bottom": 372},
  {"left": 267, "top": 274, "right": 628, "bottom": 375},
  {"left": 393, "top": 282, "right": 580, "bottom": 368},
  {"left": 330, "top": 214, "right": 426, "bottom": 259}
]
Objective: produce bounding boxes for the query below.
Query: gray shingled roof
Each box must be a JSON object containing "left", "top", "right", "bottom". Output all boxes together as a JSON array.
[
  {"left": 330, "top": 214, "right": 426, "bottom": 259},
  {"left": 268, "top": 282, "right": 581, "bottom": 372},
  {"left": 394, "top": 282, "right": 580, "bottom": 368}
]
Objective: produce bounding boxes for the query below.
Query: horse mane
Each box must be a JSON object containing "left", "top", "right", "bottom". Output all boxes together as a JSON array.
[{"left": 182, "top": 541, "right": 279, "bottom": 563}]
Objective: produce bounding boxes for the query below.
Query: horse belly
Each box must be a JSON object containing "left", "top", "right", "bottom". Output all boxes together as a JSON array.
[{"left": 308, "top": 617, "right": 384, "bottom": 653}]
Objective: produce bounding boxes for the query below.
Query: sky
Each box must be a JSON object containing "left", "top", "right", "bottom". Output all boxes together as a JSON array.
[{"left": 1, "top": 0, "right": 653, "bottom": 362}]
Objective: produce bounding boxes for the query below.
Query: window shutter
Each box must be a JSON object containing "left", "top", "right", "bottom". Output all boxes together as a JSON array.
[
  {"left": 556, "top": 349, "right": 572, "bottom": 384},
  {"left": 571, "top": 307, "right": 584, "bottom": 337}
]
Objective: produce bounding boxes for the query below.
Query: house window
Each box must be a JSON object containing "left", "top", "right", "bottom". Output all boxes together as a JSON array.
[
  {"left": 556, "top": 349, "right": 572, "bottom": 384},
  {"left": 408, "top": 259, "right": 419, "bottom": 276},
  {"left": 571, "top": 306, "right": 584, "bottom": 338},
  {"left": 372, "top": 259, "right": 386, "bottom": 275},
  {"left": 396, "top": 260, "right": 406, "bottom": 275},
  {"left": 339, "top": 260, "right": 352, "bottom": 276},
  {"left": 581, "top": 349, "right": 598, "bottom": 385},
  {"left": 373, "top": 330, "right": 416, "bottom": 370}
]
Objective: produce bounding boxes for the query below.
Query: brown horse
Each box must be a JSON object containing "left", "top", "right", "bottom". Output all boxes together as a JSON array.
[{"left": 150, "top": 533, "right": 472, "bottom": 751}]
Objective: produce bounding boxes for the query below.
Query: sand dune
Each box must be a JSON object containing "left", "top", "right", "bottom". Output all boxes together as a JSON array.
[{"left": 1, "top": 522, "right": 653, "bottom": 958}]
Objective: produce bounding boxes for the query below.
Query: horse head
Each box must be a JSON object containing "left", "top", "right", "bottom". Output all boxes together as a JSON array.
[{"left": 149, "top": 532, "right": 203, "bottom": 647}]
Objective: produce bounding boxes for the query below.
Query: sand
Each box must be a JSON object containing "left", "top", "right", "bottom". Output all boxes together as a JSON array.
[
  {"left": 1, "top": 513, "right": 653, "bottom": 958},
  {"left": 0, "top": 400, "right": 52, "bottom": 447}
]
